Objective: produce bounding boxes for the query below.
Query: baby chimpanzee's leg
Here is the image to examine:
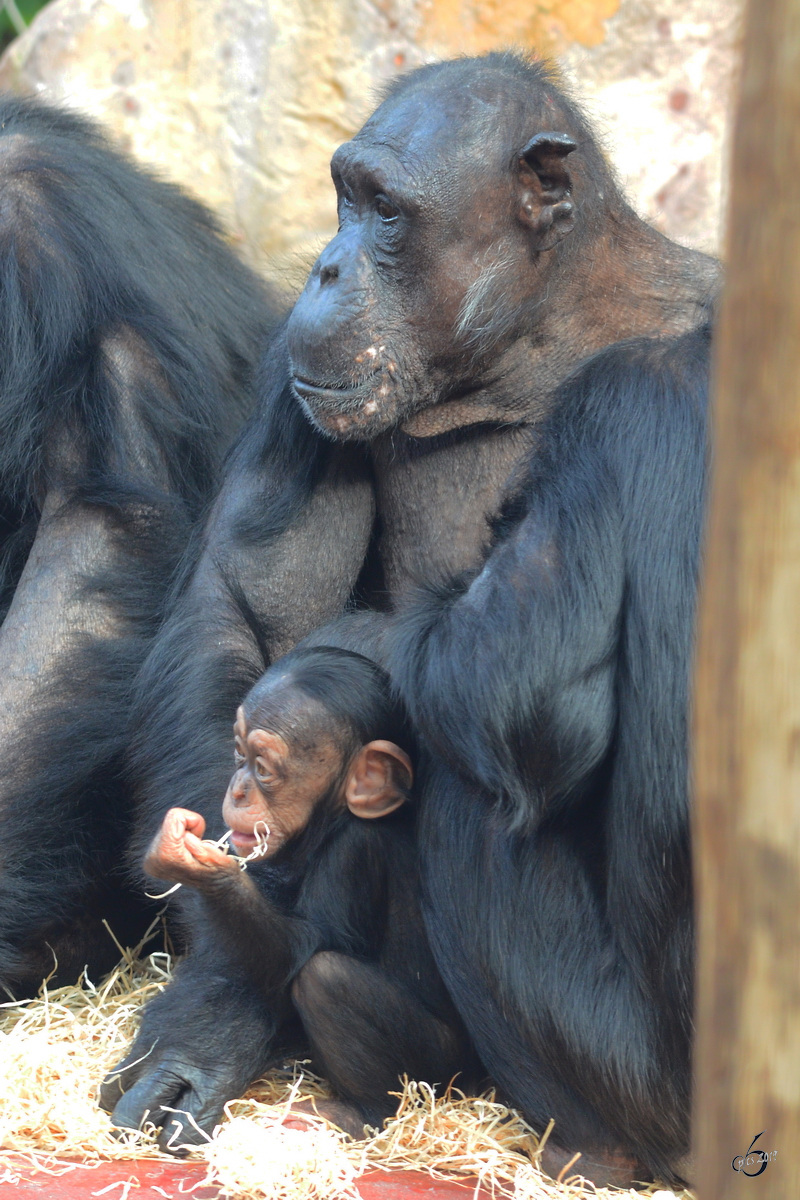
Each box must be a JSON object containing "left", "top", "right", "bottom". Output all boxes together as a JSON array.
[{"left": 291, "top": 950, "right": 465, "bottom": 1130}]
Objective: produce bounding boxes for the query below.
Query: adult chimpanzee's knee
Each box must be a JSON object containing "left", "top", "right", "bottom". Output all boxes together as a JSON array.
[
  {"left": 292, "top": 949, "right": 348, "bottom": 1002},
  {"left": 0, "top": 95, "right": 280, "bottom": 997}
]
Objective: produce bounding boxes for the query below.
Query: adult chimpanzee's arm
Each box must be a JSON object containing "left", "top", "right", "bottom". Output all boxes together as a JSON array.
[
  {"left": 390, "top": 336, "right": 709, "bottom": 1182},
  {"left": 100, "top": 872, "right": 321, "bottom": 1149},
  {"left": 127, "top": 349, "right": 375, "bottom": 860},
  {"left": 0, "top": 97, "right": 279, "bottom": 997},
  {"left": 99, "top": 952, "right": 286, "bottom": 1150},
  {"left": 110, "top": 363, "right": 374, "bottom": 1145},
  {"left": 388, "top": 403, "right": 623, "bottom": 828}
]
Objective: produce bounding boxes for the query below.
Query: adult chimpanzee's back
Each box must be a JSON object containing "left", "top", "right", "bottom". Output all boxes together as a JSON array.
[
  {"left": 0, "top": 96, "right": 281, "bottom": 997},
  {"left": 124, "top": 54, "right": 718, "bottom": 1187}
]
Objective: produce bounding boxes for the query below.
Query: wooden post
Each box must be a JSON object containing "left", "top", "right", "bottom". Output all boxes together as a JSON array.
[{"left": 693, "top": 0, "right": 800, "bottom": 1194}]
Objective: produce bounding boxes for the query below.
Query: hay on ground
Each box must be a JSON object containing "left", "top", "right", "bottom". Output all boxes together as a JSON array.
[{"left": 0, "top": 940, "right": 694, "bottom": 1200}]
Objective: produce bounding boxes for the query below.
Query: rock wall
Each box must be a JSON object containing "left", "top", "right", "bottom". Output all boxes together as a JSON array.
[
  {"left": 0, "top": 0, "right": 742, "bottom": 293},
  {"left": 559, "top": 0, "right": 742, "bottom": 258}
]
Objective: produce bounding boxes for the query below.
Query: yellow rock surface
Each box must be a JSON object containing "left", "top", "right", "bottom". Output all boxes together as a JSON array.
[
  {"left": 0, "top": 0, "right": 739, "bottom": 289},
  {"left": 0, "top": 0, "right": 621, "bottom": 291}
]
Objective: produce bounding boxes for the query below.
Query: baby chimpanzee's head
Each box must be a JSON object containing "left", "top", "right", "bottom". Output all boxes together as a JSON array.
[{"left": 222, "top": 646, "right": 414, "bottom": 858}]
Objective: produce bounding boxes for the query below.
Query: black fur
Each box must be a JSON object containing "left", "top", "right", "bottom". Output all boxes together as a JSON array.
[
  {"left": 387, "top": 328, "right": 710, "bottom": 1179},
  {"left": 105, "top": 810, "right": 467, "bottom": 1145},
  {"left": 0, "top": 95, "right": 281, "bottom": 995},
  {"left": 125, "top": 335, "right": 368, "bottom": 863},
  {"left": 103, "top": 648, "right": 472, "bottom": 1147},
  {"left": 125, "top": 326, "right": 709, "bottom": 1179},
  {"left": 121, "top": 54, "right": 714, "bottom": 1186}
]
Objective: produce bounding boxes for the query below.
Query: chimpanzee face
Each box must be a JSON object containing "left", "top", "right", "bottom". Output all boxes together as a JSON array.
[
  {"left": 286, "top": 68, "right": 577, "bottom": 441},
  {"left": 221, "top": 706, "right": 343, "bottom": 858},
  {"left": 221, "top": 699, "right": 413, "bottom": 859}
]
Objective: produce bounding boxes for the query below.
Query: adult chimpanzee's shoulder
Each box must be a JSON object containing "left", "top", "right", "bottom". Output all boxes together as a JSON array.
[
  {"left": 559, "top": 323, "right": 712, "bottom": 434},
  {"left": 529, "top": 322, "right": 712, "bottom": 499},
  {"left": 596, "top": 325, "right": 712, "bottom": 491},
  {"left": 556, "top": 324, "right": 712, "bottom": 543},
  {"left": 0, "top": 93, "right": 281, "bottom": 510},
  {"left": 489, "top": 322, "right": 711, "bottom": 557},
  {"left": 0, "top": 94, "right": 268, "bottom": 304}
]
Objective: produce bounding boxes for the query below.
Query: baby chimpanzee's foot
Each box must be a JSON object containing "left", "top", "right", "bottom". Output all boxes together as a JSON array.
[
  {"left": 282, "top": 1098, "right": 371, "bottom": 1140},
  {"left": 539, "top": 1142, "right": 652, "bottom": 1189}
]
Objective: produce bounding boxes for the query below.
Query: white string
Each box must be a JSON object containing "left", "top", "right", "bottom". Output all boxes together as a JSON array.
[
  {"left": 145, "top": 822, "right": 270, "bottom": 899},
  {"left": 241, "top": 819, "right": 271, "bottom": 866}
]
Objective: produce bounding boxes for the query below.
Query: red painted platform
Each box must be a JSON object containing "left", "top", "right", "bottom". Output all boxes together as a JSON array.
[{"left": 0, "top": 1160, "right": 495, "bottom": 1199}]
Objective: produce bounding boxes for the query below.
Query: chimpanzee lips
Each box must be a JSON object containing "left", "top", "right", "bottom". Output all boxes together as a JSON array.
[
  {"left": 290, "top": 365, "right": 407, "bottom": 440},
  {"left": 291, "top": 373, "right": 379, "bottom": 412},
  {"left": 229, "top": 829, "right": 257, "bottom": 850}
]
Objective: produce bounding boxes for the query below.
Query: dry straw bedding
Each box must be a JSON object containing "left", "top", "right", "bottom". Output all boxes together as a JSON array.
[{"left": 0, "top": 936, "right": 693, "bottom": 1200}]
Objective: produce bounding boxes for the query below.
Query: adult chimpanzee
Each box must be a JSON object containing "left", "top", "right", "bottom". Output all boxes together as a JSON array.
[
  {"left": 102, "top": 646, "right": 474, "bottom": 1148},
  {"left": 0, "top": 96, "right": 280, "bottom": 998},
  {"left": 120, "top": 53, "right": 719, "bottom": 1187}
]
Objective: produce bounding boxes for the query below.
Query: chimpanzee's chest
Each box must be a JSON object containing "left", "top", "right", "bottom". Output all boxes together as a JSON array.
[{"left": 369, "top": 424, "right": 537, "bottom": 600}]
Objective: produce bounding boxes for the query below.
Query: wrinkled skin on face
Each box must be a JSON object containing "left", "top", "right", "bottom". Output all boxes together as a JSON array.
[
  {"left": 286, "top": 67, "right": 579, "bottom": 440},
  {"left": 143, "top": 680, "right": 415, "bottom": 889},
  {"left": 142, "top": 706, "right": 344, "bottom": 885},
  {"left": 222, "top": 705, "right": 344, "bottom": 858}
]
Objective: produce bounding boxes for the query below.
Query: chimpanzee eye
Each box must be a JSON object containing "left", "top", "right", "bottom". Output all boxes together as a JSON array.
[
  {"left": 234, "top": 750, "right": 245, "bottom": 767},
  {"left": 374, "top": 195, "right": 399, "bottom": 222},
  {"left": 255, "top": 757, "right": 273, "bottom": 783}
]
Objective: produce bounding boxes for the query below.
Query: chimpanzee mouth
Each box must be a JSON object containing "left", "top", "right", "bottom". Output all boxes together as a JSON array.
[{"left": 291, "top": 373, "right": 380, "bottom": 412}]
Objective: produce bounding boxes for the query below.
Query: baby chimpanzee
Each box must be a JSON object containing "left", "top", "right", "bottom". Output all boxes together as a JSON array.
[{"left": 103, "top": 646, "right": 474, "bottom": 1145}]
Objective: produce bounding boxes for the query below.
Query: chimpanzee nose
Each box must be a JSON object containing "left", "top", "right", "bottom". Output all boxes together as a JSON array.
[
  {"left": 314, "top": 238, "right": 343, "bottom": 288},
  {"left": 228, "top": 768, "right": 248, "bottom": 803},
  {"left": 287, "top": 228, "right": 373, "bottom": 388}
]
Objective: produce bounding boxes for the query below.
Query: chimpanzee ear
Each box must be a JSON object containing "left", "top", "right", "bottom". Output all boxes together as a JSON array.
[
  {"left": 345, "top": 740, "right": 413, "bottom": 819},
  {"left": 517, "top": 131, "right": 577, "bottom": 248},
  {"left": 520, "top": 132, "right": 577, "bottom": 195}
]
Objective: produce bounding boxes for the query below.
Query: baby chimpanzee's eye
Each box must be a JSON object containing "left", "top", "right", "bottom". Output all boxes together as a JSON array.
[
  {"left": 254, "top": 757, "right": 274, "bottom": 783},
  {"left": 234, "top": 750, "right": 245, "bottom": 767}
]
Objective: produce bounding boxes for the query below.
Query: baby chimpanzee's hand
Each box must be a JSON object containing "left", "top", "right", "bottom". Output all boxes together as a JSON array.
[{"left": 144, "top": 807, "right": 239, "bottom": 888}]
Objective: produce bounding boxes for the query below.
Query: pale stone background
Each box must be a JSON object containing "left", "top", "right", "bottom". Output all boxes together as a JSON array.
[{"left": 0, "top": 0, "right": 743, "bottom": 296}]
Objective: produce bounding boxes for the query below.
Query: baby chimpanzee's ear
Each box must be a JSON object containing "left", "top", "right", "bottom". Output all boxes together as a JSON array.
[{"left": 345, "top": 740, "right": 413, "bottom": 818}]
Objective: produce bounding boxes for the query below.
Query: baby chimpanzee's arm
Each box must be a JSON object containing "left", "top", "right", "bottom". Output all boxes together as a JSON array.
[
  {"left": 145, "top": 806, "right": 319, "bottom": 994},
  {"left": 100, "top": 807, "right": 317, "bottom": 1151}
]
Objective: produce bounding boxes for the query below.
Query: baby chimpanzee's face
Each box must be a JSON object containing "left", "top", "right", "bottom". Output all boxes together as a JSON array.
[{"left": 222, "top": 706, "right": 345, "bottom": 858}]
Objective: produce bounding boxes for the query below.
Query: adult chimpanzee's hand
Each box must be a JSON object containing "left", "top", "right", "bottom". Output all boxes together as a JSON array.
[{"left": 99, "top": 966, "right": 279, "bottom": 1151}]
